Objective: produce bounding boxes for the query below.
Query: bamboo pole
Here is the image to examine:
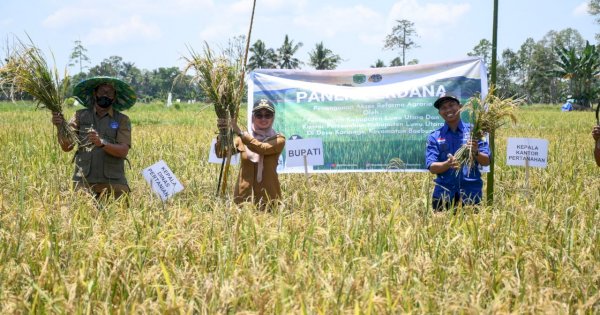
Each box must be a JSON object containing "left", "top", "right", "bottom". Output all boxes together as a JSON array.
[
  {"left": 219, "top": 0, "right": 257, "bottom": 197},
  {"left": 486, "top": 0, "right": 499, "bottom": 205},
  {"left": 596, "top": 101, "right": 600, "bottom": 149}
]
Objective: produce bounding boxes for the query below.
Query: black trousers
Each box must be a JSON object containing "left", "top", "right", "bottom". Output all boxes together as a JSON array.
[{"left": 432, "top": 192, "right": 461, "bottom": 212}]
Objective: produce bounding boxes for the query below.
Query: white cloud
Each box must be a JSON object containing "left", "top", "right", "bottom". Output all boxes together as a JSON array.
[
  {"left": 388, "top": 0, "right": 471, "bottom": 41},
  {"left": 171, "top": 0, "right": 214, "bottom": 9},
  {"left": 85, "top": 16, "right": 161, "bottom": 45},
  {"left": 197, "top": 0, "right": 267, "bottom": 42},
  {"left": 1, "top": 18, "right": 12, "bottom": 26},
  {"left": 261, "top": 0, "right": 307, "bottom": 11},
  {"left": 117, "top": 0, "right": 214, "bottom": 14},
  {"left": 43, "top": 0, "right": 214, "bottom": 29},
  {"left": 573, "top": 2, "right": 589, "bottom": 16},
  {"left": 42, "top": 7, "right": 97, "bottom": 28},
  {"left": 293, "top": 5, "right": 384, "bottom": 40},
  {"left": 200, "top": 23, "right": 236, "bottom": 42},
  {"left": 229, "top": 0, "right": 253, "bottom": 14}
]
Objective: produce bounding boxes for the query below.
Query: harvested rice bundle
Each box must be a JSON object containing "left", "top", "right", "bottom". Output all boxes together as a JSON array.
[
  {"left": 180, "top": 43, "right": 244, "bottom": 156},
  {"left": 0, "top": 36, "right": 76, "bottom": 146},
  {"left": 454, "top": 88, "right": 520, "bottom": 172}
]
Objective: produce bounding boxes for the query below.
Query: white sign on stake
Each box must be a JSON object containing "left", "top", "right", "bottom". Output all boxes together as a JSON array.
[
  {"left": 142, "top": 160, "right": 184, "bottom": 201},
  {"left": 285, "top": 138, "right": 324, "bottom": 168},
  {"left": 506, "top": 138, "right": 549, "bottom": 168},
  {"left": 208, "top": 138, "right": 240, "bottom": 165}
]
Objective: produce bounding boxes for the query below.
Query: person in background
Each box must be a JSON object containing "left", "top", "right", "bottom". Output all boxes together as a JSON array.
[
  {"left": 216, "top": 99, "right": 286, "bottom": 209},
  {"left": 561, "top": 99, "right": 573, "bottom": 112},
  {"left": 51, "top": 76, "right": 135, "bottom": 201},
  {"left": 425, "top": 94, "right": 491, "bottom": 212}
]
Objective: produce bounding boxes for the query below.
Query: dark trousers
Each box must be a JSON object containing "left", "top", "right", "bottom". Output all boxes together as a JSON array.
[
  {"left": 432, "top": 191, "right": 482, "bottom": 212},
  {"left": 432, "top": 192, "right": 461, "bottom": 212}
]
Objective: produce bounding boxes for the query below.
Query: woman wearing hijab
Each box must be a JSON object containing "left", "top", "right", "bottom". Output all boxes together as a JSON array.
[{"left": 216, "top": 99, "right": 286, "bottom": 208}]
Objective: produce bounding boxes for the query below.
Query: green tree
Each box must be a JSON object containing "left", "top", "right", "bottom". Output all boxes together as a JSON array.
[
  {"left": 383, "top": 19, "right": 419, "bottom": 66},
  {"left": 277, "top": 35, "right": 303, "bottom": 69},
  {"left": 496, "top": 48, "right": 520, "bottom": 97},
  {"left": 371, "top": 59, "right": 386, "bottom": 68},
  {"left": 550, "top": 28, "right": 585, "bottom": 51},
  {"left": 308, "top": 42, "right": 341, "bottom": 70},
  {"left": 150, "top": 67, "right": 181, "bottom": 100},
  {"left": 89, "top": 56, "right": 124, "bottom": 78},
  {"left": 555, "top": 41, "right": 600, "bottom": 107},
  {"left": 248, "top": 40, "right": 277, "bottom": 70},
  {"left": 389, "top": 57, "right": 402, "bottom": 67},
  {"left": 529, "top": 40, "right": 559, "bottom": 104},
  {"left": 467, "top": 39, "right": 492, "bottom": 66},
  {"left": 68, "top": 39, "right": 90, "bottom": 74},
  {"left": 120, "top": 61, "right": 143, "bottom": 96},
  {"left": 224, "top": 35, "right": 246, "bottom": 64},
  {"left": 589, "top": 0, "right": 600, "bottom": 42}
]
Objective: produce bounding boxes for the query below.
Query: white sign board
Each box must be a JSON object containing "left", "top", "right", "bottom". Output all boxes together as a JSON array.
[
  {"left": 285, "top": 138, "right": 324, "bottom": 167},
  {"left": 506, "top": 138, "right": 549, "bottom": 168},
  {"left": 208, "top": 138, "right": 240, "bottom": 165},
  {"left": 142, "top": 160, "right": 184, "bottom": 201}
]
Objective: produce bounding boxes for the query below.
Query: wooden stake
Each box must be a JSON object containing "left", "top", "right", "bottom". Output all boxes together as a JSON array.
[
  {"left": 303, "top": 155, "right": 309, "bottom": 181},
  {"left": 524, "top": 157, "right": 530, "bottom": 199},
  {"left": 219, "top": 0, "right": 257, "bottom": 197}
]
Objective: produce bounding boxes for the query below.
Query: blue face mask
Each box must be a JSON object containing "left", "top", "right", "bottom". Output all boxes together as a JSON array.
[{"left": 96, "top": 96, "right": 114, "bottom": 108}]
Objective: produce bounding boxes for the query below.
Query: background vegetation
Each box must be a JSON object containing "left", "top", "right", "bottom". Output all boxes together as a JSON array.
[{"left": 3, "top": 23, "right": 599, "bottom": 108}]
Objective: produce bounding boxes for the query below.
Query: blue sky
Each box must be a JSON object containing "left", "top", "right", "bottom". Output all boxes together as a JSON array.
[{"left": 1, "top": 0, "right": 597, "bottom": 72}]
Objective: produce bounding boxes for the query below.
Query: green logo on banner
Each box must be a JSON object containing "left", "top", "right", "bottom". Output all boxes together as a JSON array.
[{"left": 353, "top": 74, "right": 366, "bottom": 84}]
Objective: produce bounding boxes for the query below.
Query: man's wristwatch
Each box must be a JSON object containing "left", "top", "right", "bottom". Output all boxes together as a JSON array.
[{"left": 99, "top": 139, "right": 107, "bottom": 148}]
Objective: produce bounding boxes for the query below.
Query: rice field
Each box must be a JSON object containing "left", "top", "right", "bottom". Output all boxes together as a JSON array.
[{"left": 0, "top": 101, "right": 599, "bottom": 313}]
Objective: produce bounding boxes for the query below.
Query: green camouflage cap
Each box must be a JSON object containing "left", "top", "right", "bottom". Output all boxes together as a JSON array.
[{"left": 252, "top": 98, "right": 275, "bottom": 113}]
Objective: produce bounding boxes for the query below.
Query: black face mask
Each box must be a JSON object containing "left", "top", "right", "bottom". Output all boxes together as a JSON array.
[{"left": 96, "top": 96, "right": 114, "bottom": 108}]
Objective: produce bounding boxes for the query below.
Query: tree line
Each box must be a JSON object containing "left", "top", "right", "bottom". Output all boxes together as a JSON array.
[{"left": 2, "top": 0, "right": 599, "bottom": 106}]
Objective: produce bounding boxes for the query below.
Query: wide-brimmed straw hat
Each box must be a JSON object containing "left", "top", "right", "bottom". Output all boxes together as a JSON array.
[{"left": 73, "top": 76, "right": 137, "bottom": 111}]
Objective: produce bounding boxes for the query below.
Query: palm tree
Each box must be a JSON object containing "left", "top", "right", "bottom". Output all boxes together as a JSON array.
[
  {"left": 371, "top": 59, "right": 386, "bottom": 68},
  {"left": 247, "top": 40, "right": 277, "bottom": 70},
  {"left": 555, "top": 41, "right": 600, "bottom": 107},
  {"left": 277, "top": 35, "right": 303, "bottom": 69},
  {"left": 120, "top": 61, "right": 141, "bottom": 86},
  {"left": 308, "top": 42, "right": 341, "bottom": 70}
]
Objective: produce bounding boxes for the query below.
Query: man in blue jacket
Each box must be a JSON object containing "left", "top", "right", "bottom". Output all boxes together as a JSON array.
[{"left": 425, "top": 94, "right": 491, "bottom": 211}]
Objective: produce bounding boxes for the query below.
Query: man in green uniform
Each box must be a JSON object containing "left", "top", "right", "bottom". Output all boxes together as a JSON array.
[{"left": 51, "top": 77, "right": 136, "bottom": 200}]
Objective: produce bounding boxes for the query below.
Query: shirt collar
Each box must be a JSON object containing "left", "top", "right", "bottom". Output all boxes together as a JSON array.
[
  {"left": 93, "top": 106, "right": 114, "bottom": 118},
  {"left": 441, "top": 120, "right": 466, "bottom": 134}
]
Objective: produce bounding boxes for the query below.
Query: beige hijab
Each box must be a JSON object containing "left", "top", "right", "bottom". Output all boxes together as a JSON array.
[{"left": 244, "top": 123, "right": 277, "bottom": 183}]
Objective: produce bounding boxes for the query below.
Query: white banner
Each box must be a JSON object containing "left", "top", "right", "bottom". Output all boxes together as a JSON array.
[{"left": 249, "top": 58, "right": 487, "bottom": 173}]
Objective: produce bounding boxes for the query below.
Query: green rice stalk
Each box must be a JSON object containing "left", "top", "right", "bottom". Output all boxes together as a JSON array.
[
  {"left": 454, "top": 87, "right": 521, "bottom": 174},
  {"left": 0, "top": 36, "right": 77, "bottom": 147}
]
